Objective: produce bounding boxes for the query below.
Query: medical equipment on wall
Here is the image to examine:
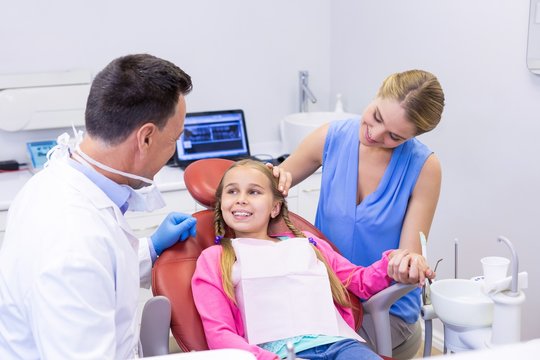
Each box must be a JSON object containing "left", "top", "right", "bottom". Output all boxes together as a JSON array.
[
  {"left": 527, "top": 0, "right": 540, "bottom": 74},
  {"left": 0, "top": 70, "right": 91, "bottom": 132},
  {"left": 425, "top": 236, "right": 528, "bottom": 354}
]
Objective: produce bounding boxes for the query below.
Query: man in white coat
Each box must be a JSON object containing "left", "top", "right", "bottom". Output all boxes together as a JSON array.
[{"left": 0, "top": 54, "right": 197, "bottom": 359}]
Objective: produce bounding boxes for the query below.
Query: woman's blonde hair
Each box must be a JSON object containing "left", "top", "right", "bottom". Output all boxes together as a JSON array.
[
  {"left": 214, "top": 159, "right": 351, "bottom": 307},
  {"left": 377, "top": 69, "right": 445, "bottom": 135}
]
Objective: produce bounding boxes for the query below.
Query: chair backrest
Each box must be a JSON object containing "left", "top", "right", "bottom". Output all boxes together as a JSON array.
[{"left": 152, "top": 158, "right": 362, "bottom": 352}]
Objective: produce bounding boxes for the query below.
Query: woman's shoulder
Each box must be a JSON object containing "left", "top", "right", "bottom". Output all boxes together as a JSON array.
[
  {"left": 407, "top": 137, "right": 433, "bottom": 158},
  {"left": 328, "top": 117, "right": 359, "bottom": 135},
  {"left": 406, "top": 138, "right": 441, "bottom": 173},
  {"left": 418, "top": 153, "right": 442, "bottom": 183}
]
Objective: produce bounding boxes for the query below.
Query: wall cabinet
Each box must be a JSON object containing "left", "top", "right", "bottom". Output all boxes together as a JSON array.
[
  {"left": 286, "top": 171, "right": 322, "bottom": 225},
  {"left": 296, "top": 172, "right": 322, "bottom": 224}
]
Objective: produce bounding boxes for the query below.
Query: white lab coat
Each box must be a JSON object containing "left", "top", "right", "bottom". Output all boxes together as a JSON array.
[{"left": 0, "top": 159, "right": 153, "bottom": 359}]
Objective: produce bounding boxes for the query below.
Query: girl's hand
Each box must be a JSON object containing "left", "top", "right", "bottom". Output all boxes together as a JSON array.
[
  {"left": 266, "top": 163, "right": 292, "bottom": 196},
  {"left": 387, "top": 249, "right": 435, "bottom": 286}
]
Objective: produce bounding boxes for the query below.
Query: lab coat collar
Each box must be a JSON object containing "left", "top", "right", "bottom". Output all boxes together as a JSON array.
[
  {"left": 67, "top": 158, "right": 130, "bottom": 213},
  {"left": 50, "top": 159, "right": 140, "bottom": 249}
]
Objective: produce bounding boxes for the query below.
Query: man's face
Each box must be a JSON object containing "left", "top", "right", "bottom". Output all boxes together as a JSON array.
[{"left": 144, "top": 95, "right": 186, "bottom": 180}]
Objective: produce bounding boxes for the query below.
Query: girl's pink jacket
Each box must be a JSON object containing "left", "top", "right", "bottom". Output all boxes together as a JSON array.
[{"left": 191, "top": 232, "right": 393, "bottom": 360}]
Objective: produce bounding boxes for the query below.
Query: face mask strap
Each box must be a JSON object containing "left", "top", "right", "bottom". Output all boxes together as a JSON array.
[
  {"left": 44, "top": 124, "right": 84, "bottom": 168},
  {"left": 74, "top": 145, "right": 154, "bottom": 186}
]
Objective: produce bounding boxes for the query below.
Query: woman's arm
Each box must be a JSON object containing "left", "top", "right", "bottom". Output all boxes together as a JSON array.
[
  {"left": 399, "top": 154, "right": 442, "bottom": 255},
  {"left": 191, "top": 248, "right": 278, "bottom": 360},
  {"left": 271, "top": 123, "right": 330, "bottom": 195},
  {"left": 312, "top": 236, "right": 434, "bottom": 299}
]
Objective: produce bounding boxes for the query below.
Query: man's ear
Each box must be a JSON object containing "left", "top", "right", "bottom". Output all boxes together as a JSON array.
[
  {"left": 136, "top": 123, "right": 157, "bottom": 153},
  {"left": 271, "top": 201, "right": 282, "bottom": 219}
]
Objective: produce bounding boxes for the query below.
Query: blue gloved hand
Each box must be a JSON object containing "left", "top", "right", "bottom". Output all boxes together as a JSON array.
[{"left": 151, "top": 212, "right": 197, "bottom": 255}]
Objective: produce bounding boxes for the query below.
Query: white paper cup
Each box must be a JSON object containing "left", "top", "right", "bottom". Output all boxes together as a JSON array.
[{"left": 481, "top": 256, "right": 510, "bottom": 284}]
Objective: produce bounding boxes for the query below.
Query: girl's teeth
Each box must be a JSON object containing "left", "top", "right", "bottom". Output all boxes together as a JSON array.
[{"left": 233, "top": 211, "right": 250, "bottom": 217}]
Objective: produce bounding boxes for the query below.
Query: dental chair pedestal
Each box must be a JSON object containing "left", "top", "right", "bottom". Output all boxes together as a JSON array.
[{"left": 444, "top": 324, "right": 491, "bottom": 353}]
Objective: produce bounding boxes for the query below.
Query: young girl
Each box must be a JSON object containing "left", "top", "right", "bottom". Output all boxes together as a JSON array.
[{"left": 191, "top": 159, "right": 434, "bottom": 360}]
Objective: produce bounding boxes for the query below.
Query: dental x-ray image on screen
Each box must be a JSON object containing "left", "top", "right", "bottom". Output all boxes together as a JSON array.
[{"left": 175, "top": 109, "right": 251, "bottom": 169}]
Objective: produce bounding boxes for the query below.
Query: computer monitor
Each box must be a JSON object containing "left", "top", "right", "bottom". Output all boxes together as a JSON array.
[
  {"left": 26, "top": 140, "right": 57, "bottom": 171},
  {"left": 175, "top": 109, "right": 251, "bottom": 168}
]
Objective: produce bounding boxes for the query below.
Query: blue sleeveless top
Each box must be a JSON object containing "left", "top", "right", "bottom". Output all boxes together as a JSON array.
[{"left": 315, "top": 118, "right": 432, "bottom": 323}]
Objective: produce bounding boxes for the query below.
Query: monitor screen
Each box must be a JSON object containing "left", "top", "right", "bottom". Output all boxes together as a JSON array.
[
  {"left": 26, "top": 140, "right": 57, "bottom": 170},
  {"left": 175, "top": 109, "right": 250, "bottom": 168}
]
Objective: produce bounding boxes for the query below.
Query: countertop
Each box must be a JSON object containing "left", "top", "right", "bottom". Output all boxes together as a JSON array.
[{"left": 0, "top": 141, "right": 283, "bottom": 211}]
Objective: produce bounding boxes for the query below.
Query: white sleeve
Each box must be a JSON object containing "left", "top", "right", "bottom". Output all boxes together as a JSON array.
[
  {"left": 138, "top": 237, "right": 152, "bottom": 289},
  {"left": 28, "top": 251, "right": 117, "bottom": 359}
]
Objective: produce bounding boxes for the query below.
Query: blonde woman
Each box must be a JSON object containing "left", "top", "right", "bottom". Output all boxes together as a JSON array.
[
  {"left": 272, "top": 70, "right": 445, "bottom": 356},
  {"left": 191, "top": 160, "right": 434, "bottom": 360}
]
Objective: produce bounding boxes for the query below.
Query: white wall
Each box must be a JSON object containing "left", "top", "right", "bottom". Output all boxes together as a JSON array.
[
  {"left": 0, "top": 0, "right": 333, "bottom": 162},
  {"left": 330, "top": 0, "right": 540, "bottom": 341}
]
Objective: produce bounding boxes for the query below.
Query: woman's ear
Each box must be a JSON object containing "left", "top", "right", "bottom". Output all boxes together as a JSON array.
[{"left": 270, "top": 201, "right": 282, "bottom": 218}]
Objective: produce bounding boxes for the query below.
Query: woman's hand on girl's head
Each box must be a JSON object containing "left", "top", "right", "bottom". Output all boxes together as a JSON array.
[
  {"left": 266, "top": 163, "right": 292, "bottom": 196},
  {"left": 387, "top": 249, "right": 435, "bottom": 286}
]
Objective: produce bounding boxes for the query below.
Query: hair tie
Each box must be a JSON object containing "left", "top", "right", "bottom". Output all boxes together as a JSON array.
[
  {"left": 308, "top": 237, "right": 317, "bottom": 247},
  {"left": 214, "top": 235, "right": 223, "bottom": 245}
]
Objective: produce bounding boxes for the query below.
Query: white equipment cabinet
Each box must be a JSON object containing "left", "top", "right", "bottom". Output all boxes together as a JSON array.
[{"left": 285, "top": 171, "right": 322, "bottom": 225}]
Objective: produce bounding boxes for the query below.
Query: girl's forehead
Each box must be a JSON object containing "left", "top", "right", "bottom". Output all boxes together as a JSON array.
[{"left": 223, "top": 166, "right": 271, "bottom": 187}]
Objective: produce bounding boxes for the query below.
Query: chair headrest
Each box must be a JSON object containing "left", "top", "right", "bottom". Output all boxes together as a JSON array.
[{"left": 183, "top": 158, "right": 235, "bottom": 208}]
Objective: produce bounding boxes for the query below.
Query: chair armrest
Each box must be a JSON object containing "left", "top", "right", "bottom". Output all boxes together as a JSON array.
[
  {"left": 139, "top": 296, "right": 172, "bottom": 357},
  {"left": 361, "top": 283, "right": 416, "bottom": 357}
]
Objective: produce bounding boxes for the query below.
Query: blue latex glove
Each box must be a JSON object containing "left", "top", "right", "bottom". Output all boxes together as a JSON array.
[{"left": 151, "top": 212, "right": 197, "bottom": 255}]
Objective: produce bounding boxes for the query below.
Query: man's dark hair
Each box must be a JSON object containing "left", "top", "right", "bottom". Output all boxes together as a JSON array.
[{"left": 85, "top": 54, "right": 192, "bottom": 145}]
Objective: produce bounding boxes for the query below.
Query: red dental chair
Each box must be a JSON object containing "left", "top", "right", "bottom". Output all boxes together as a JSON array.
[{"left": 149, "top": 158, "right": 415, "bottom": 359}]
